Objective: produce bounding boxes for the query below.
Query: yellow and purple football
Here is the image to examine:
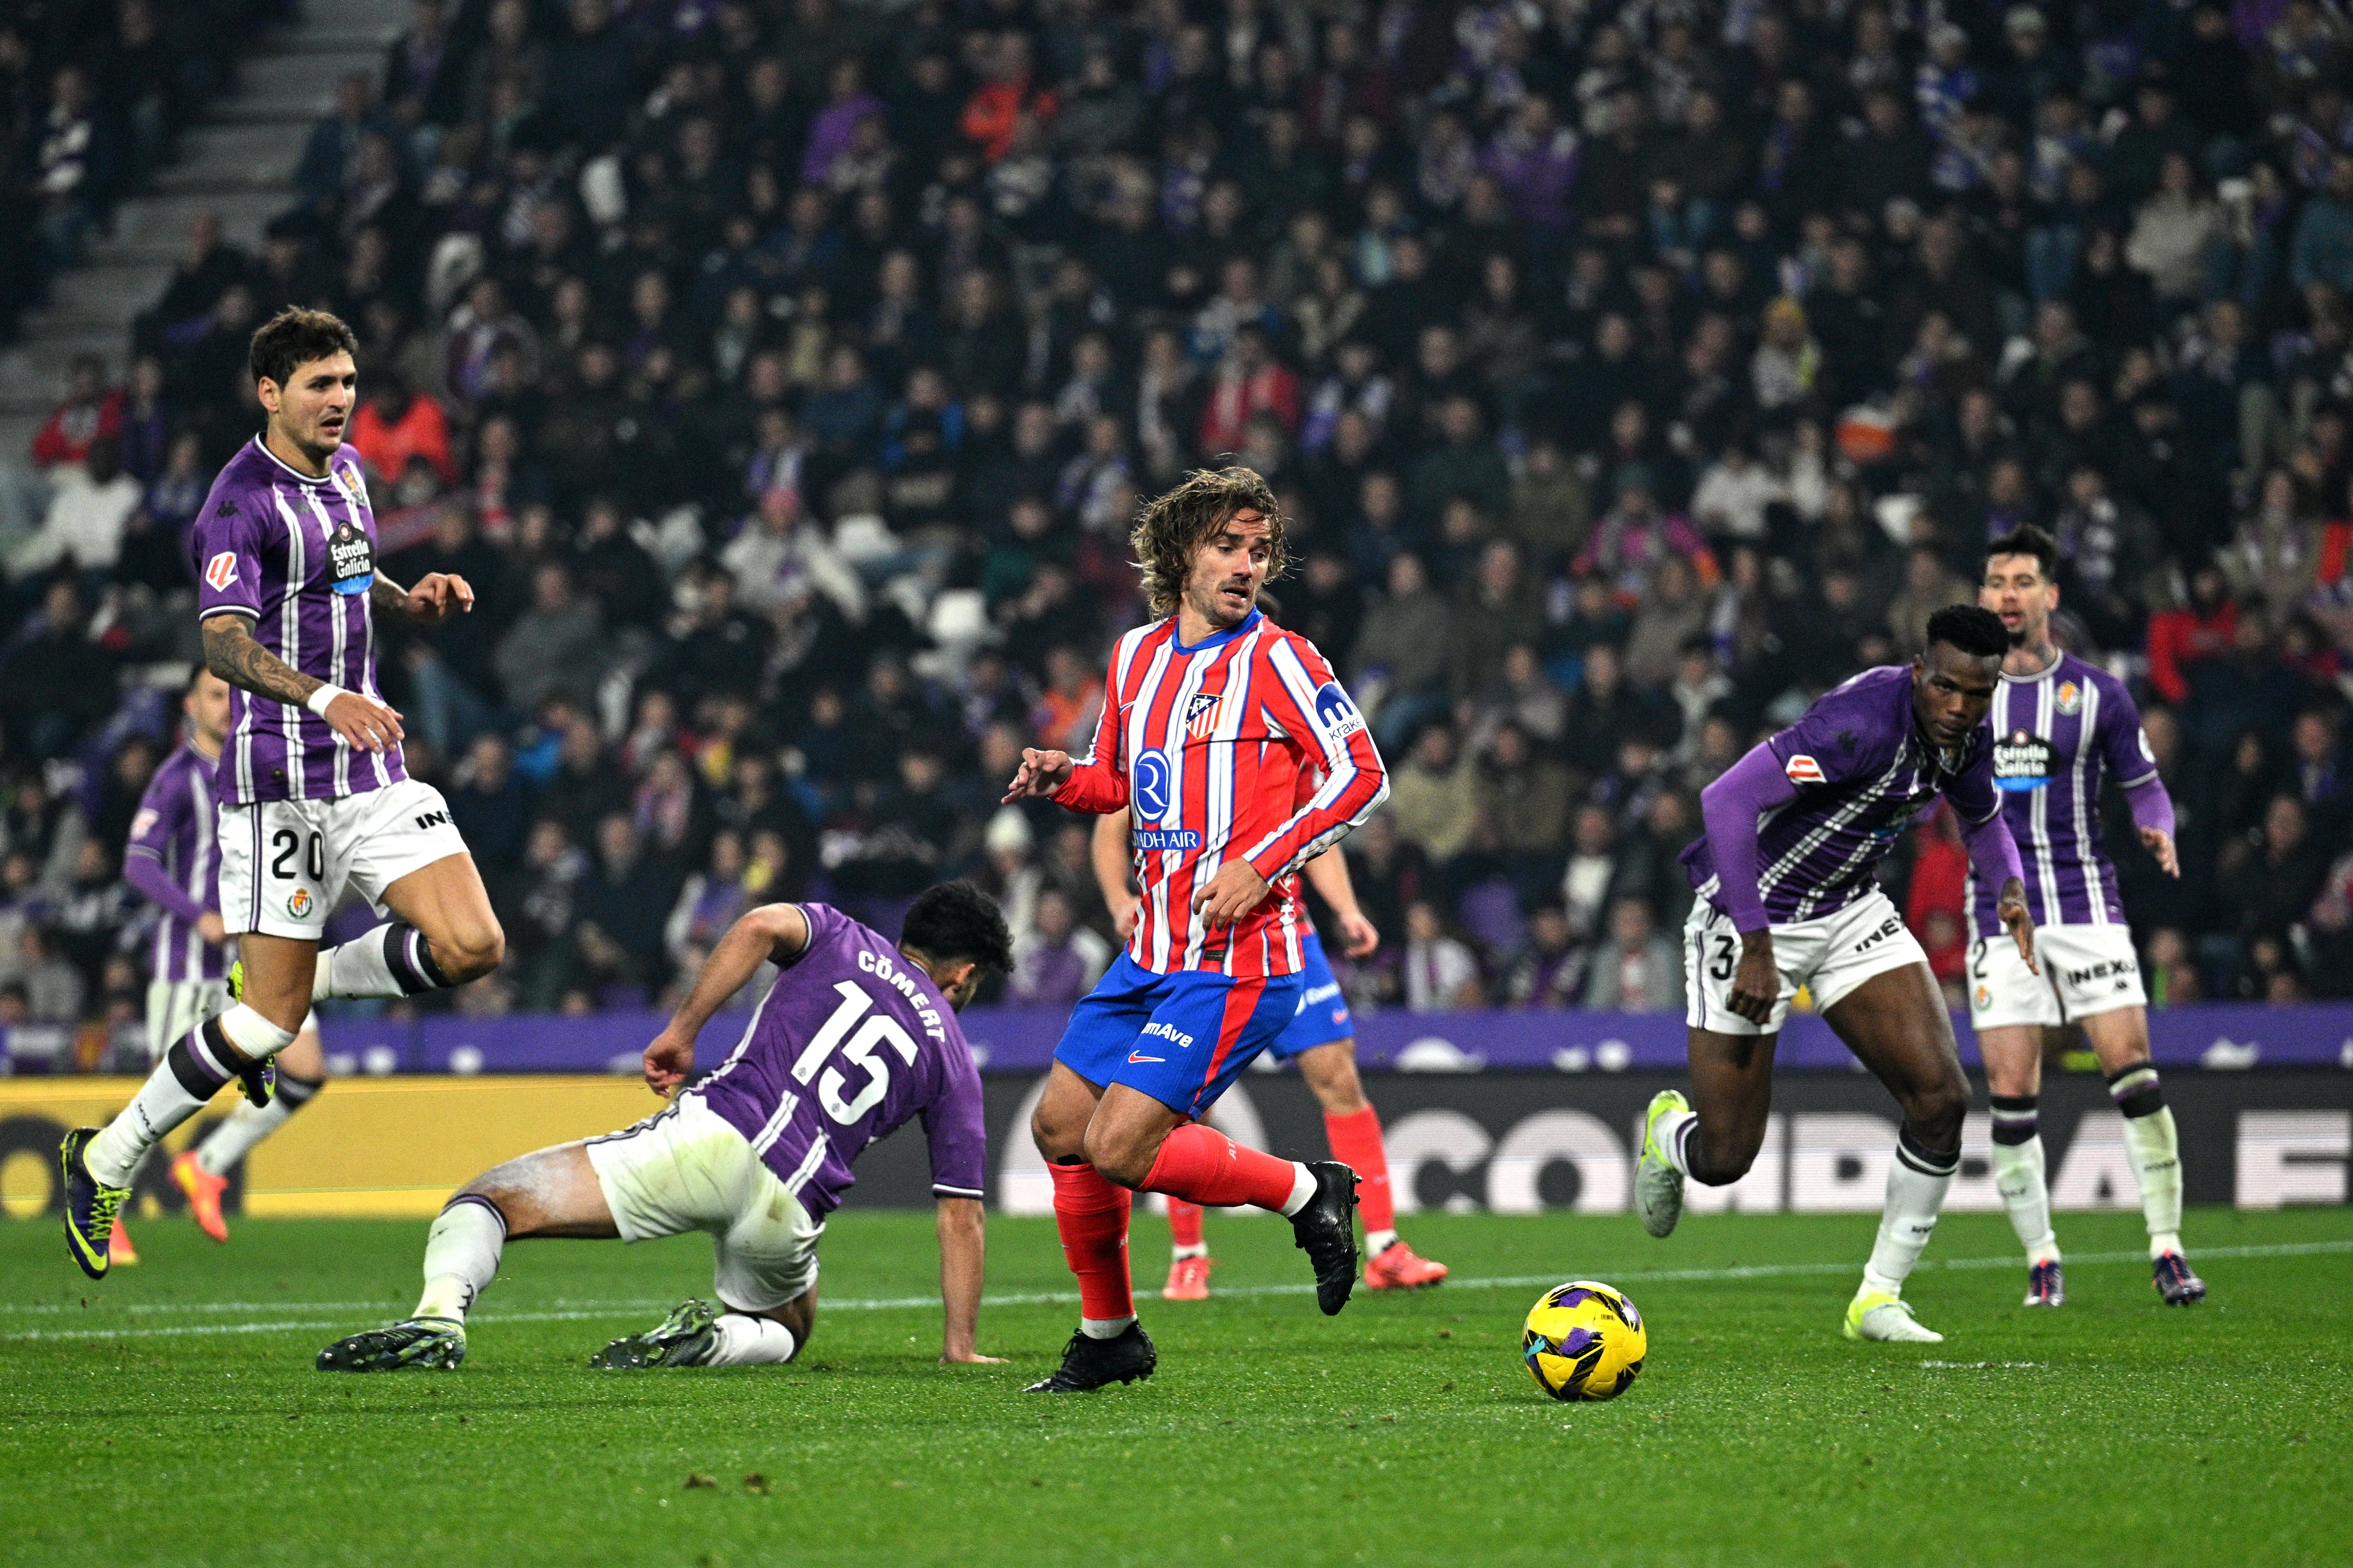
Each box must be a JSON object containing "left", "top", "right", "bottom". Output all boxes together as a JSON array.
[{"left": 1521, "top": 1280, "right": 1647, "bottom": 1402}]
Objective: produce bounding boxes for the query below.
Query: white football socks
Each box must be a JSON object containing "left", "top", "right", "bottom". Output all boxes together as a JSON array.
[
  {"left": 414, "top": 1196, "right": 506, "bottom": 1321},
  {"left": 1365, "top": 1228, "right": 1399, "bottom": 1255},
  {"left": 1079, "top": 1316, "right": 1136, "bottom": 1339},
  {"left": 194, "top": 1070, "right": 323, "bottom": 1176},
  {"left": 1860, "top": 1128, "right": 1958, "bottom": 1298},
  {"left": 1657, "top": 1109, "right": 1698, "bottom": 1176},
  {"left": 705, "top": 1315, "right": 798, "bottom": 1366},
  {"left": 86, "top": 1006, "right": 297, "bottom": 1187},
  {"left": 1989, "top": 1094, "right": 2059, "bottom": 1265},
  {"left": 1280, "top": 1162, "right": 1317, "bottom": 1217},
  {"left": 316, "top": 923, "right": 455, "bottom": 1000},
  {"left": 2111, "top": 1063, "right": 2185, "bottom": 1258}
]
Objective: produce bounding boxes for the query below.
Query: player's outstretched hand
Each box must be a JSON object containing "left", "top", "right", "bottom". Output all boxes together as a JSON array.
[
  {"left": 1192, "top": 860, "right": 1270, "bottom": 928},
  {"left": 322, "top": 690, "right": 404, "bottom": 753},
  {"left": 1334, "top": 908, "right": 1379, "bottom": 959},
  {"left": 195, "top": 911, "right": 227, "bottom": 946},
  {"left": 1729, "top": 931, "right": 1778, "bottom": 1025},
  {"left": 1109, "top": 890, "right": 1141, "bottom": 942},
  {"left": 399, "top": 573, "right": 475, "bottom": 622},
  {"left": 1001, "top": 748, "right": 1072, "bottom": 802},
  {"left": 642, "top": 1027, "right": 695, "bottom": 1097},
  {"left": 2140, "top": 826, "right": 2180, "bottom": 877},
  {"left": 1998, "top": 880, "right": 2039, "bottom": 974}
]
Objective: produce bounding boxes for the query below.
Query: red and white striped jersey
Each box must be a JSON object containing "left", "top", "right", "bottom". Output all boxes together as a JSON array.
[{"left": 1054, "top": 608, "right": 1388, "bottom": 977}]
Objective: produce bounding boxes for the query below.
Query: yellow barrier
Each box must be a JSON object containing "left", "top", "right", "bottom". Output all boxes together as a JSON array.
[{"left": 0, "top": 1076, "right": 665, "bottom": 1219}]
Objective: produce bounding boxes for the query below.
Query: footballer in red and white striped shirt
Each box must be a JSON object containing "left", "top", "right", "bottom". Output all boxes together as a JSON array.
[{"left": 1002, "top": 467, "right": 1387, "bottom": 1391}]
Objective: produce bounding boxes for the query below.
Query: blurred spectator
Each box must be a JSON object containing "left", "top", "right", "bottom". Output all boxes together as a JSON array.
[
  {"left": 1009, "top": 886, "right": 1112, "bottom": 1007},
  {"left": 1581, "top": 898, "right": 1684, "bottom": 1014},
  {"left": 1400, "top": 900, "right": 1482, "bottom": 1011}
]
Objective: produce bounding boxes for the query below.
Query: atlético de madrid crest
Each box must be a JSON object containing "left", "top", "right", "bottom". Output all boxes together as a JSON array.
[
  {"left": 2054, "top": 680, "right": 2082, "bottom": 715},
  {"left": 1183, "top": 692, "right": 1222, "bottom": 737}
]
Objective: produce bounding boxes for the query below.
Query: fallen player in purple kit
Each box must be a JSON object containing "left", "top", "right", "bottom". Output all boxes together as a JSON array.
[{"left": 316, "top": 882, "right": 1014, "bottom": 1372}]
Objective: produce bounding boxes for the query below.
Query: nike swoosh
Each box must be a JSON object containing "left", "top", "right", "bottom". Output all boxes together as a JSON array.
[{"left": 1127, "top": 1052, "right": 1165, "bottom": 1063}]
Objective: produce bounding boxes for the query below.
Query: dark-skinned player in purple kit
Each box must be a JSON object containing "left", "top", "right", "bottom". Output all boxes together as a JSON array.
[{"left": 1635, "top": 605, "right": 2037, "bottom": 1344}]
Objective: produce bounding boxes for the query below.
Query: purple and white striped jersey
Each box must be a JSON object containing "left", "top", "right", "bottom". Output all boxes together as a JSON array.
[
  {"left": 1681, "top": 665, "right": 2003, "bottom": 924},
  {"left": 125, "top": 744, "right": 226, "bottom": 983},
  {"left": 192, "top": 436, "right": 405, "bottom": 805},
  {"left": 692, "top": 904, "right": 986, "bottom": 1218},
  {"left": 1968, "top": 653, "right": 2159, "bottom": 938}
]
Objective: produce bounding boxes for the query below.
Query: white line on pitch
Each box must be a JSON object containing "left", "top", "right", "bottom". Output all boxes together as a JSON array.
[{"left": 6, "top": 1239, "right": 2346, "bottom": 1342}]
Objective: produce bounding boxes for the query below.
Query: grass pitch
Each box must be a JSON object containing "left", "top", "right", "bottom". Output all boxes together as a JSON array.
[{"left": 2, "top": 1205, "right": 2347, "bottom": 1568}]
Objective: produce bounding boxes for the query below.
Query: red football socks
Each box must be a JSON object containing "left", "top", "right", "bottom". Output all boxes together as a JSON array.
[
  {"left": 1323, "top": 1107, "right": 1393, "bottom": 1232},
  {"left": 1167, "top": 1197, "right": 1205, "bottom": 1250},
  {"left": 1141, "top": 1122, "right": 1301, "bottom": 1212},
  {"left": 1048, "top": 1160, "right": 1134, "bottom": 1322}
]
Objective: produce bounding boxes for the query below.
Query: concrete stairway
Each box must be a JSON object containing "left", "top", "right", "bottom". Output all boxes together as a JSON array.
[{"left": 0, "top": 0, "right": 394, "bottom": 458}]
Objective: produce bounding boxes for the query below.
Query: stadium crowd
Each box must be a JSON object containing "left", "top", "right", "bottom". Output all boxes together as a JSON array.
[
  {"left": 0, "top": 0, "right": 289, "bottom": 340},
  {"left": 3, "top": 0, "right": 2353, "bottom": 1057}
]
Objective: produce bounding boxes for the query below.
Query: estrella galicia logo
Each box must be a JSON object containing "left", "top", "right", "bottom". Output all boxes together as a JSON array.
[
  {"left": 1993, "top": 730, "right": 2055, "bottom": 792},
  {"left": 1313, "top": 681, "right": 1364, "bottom": 740},
  {"left": 1135, "top": 749, "right": 1173, "bottom": 819}
]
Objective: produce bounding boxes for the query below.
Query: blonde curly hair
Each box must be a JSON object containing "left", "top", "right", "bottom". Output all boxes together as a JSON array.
[{"left": 1129, "top": 467, "right": 1288, "bottom": 621}]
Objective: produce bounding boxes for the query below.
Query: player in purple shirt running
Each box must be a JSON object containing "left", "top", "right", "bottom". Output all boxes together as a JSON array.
[
  {"left": 316, "top": 882, "right": 1014, "bottom": 1374},
  {"left": 1636, "top": 605, "right": 2037, "bottom": 1344},
  {"left": 63, "top": 308, "right": 504, "bottom": 1280},
  {"left": 121, "top": 668, "right": 330, "bottom": 1252},
  {"left": 1975, "top": 527, "right": 2203, "bottom": 1308}
]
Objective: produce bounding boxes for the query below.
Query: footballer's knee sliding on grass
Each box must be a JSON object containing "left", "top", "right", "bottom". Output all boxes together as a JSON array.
[
  {"left": 1638, "top": 607, "right": 2028, "bottom": 1345},
  {"left": 318, "top": 884, "right": 1013, "bottom": 1374}
]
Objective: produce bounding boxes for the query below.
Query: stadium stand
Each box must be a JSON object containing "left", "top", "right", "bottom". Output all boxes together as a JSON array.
[{"left": 1, "top": 0, "right": 2351, "bottom": 1054}]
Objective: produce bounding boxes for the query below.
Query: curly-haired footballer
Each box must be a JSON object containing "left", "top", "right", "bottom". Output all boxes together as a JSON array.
[{"left": 1001, "top": 467, "right": 1390, "bottom": 1391}]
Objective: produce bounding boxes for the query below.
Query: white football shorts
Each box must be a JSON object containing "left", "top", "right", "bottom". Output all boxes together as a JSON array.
[
  {"left": 1683, "top": 887, "right": 1929, "bottom": 1036},
  {"left": 218, "top": 778, "right": 467, "bottom": 940},
  {"left": 584, "top": 1093, "right": 822, "bottom": 1313},
  {"left": 1966, "top": 922, "right": 2147, "bottom": 1031}
]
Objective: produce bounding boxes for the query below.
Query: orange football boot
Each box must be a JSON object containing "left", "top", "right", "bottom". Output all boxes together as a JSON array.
[
  {"left": 172, "top": 1150, "right": 231, "bottom": 1242},
  {"left": 1363, "top": 1240, "right": 1448, "bottom": 1289},
  {"left": 109, "top": 1216, "right": 139, "bottom": 1265},
  {"left": 1162, "top": 1254, "right": 1213, "bottom": 1300}
]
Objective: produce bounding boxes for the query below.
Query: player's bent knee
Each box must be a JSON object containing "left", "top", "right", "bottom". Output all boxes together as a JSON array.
[
  {"left": 1904, "top": 1074, "right": 1969, "bottom": 1148},
  {"left": 1030, "top": 1102, "right": 1086, "bottom": 1163},
  {"left": 435, "top": 918, "right": 505, "bottom": 984},
  {"left": 1079, "top": 1123, "right": 1155, "bottom": 1190},
  {"left": 1687, "top": 1134, "right": 1760, "bottom": 1187}
]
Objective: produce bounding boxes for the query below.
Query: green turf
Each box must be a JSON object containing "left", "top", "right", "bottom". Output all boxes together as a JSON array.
[{"left": 2, "top": 1206, "right": 2347, "bottom": 1568}]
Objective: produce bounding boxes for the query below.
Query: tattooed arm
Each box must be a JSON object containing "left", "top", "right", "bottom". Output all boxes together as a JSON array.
[{"left": 201, "top": 613, "right": 405, "bottom": 753}]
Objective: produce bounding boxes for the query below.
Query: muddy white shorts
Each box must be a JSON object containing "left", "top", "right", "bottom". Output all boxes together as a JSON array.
[
  {"left": 584, "top": 1093, "right": 822, "bottom": 1313},
  {"left": 1684, "top": 888, "right": 1929, "bottom": 1036},
  {"left": 1966, "top": 922, "right": 2147, "bottom": 1031},
  {"left": 218, "top": 778, "right": 467, "bottom": 940}
]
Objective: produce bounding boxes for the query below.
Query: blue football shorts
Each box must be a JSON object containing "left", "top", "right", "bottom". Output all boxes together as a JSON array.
[
  {"left": 1267, "top": 931, "right": 1354, "bottom": 1061},
  {"left": 1053, "top": 952, "right": 1305, "bottom": 1118}
]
